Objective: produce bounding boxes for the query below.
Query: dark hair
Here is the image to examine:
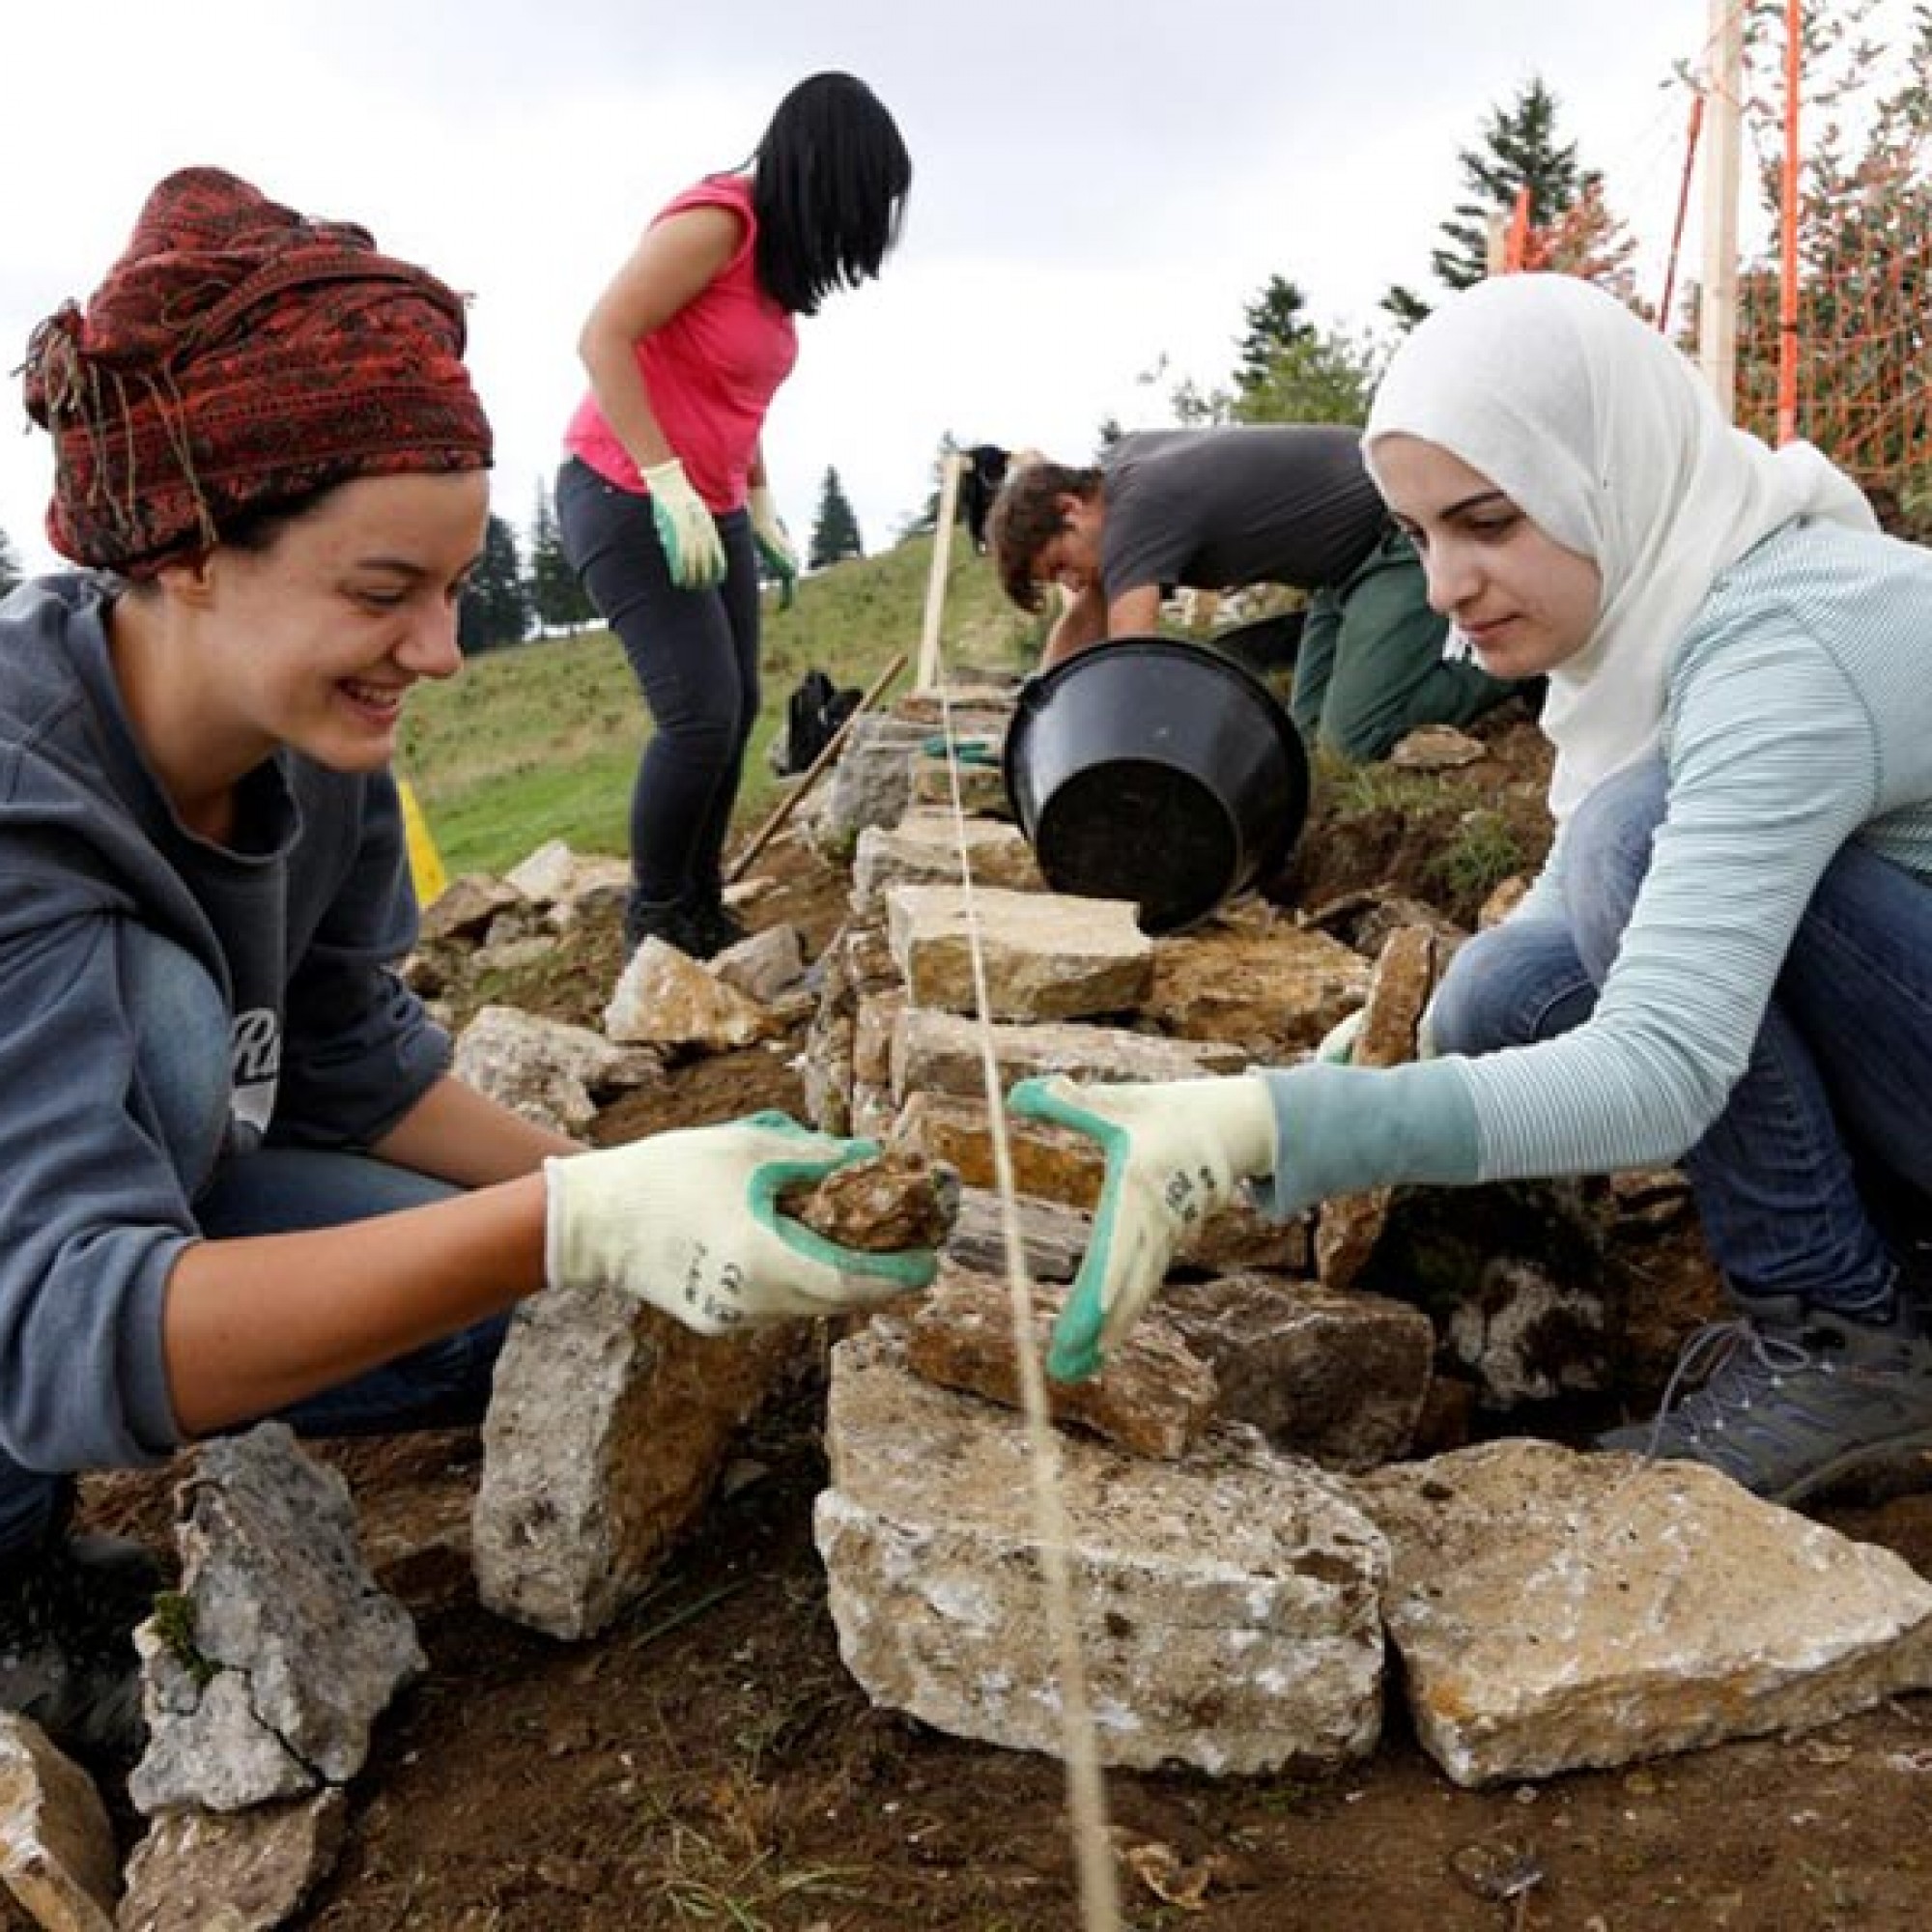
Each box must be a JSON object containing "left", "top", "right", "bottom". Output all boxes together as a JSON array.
[
  {"left": 987, "top": 460, "right": 1102, "bottom": 611},
  {"left": 751, "top": 72, "right": 912, "bottom": 316}
]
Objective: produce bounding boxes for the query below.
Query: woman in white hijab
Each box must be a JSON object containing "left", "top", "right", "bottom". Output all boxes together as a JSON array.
[{"left": 1012, "top": 272, "right": 1932, "bottom": 1507}]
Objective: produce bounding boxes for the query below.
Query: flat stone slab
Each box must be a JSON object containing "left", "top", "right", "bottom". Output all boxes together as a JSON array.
[
  {"left": 887, "top": 885, "right": 1152, "bottom": 1023},
  {"left": 816, "top": 1323, "right": 1388, "bottom": 1776},
  {"left": 1147, "top": 923, "right": 1370, "bottom": 1060},
  {"left": 1352, "top": 1439, "right": 1932, "bottom": 1786},
  {"left": 852, "top": 811, "right": 1042, "bottom": 909},
  {"left": 891, "top": 1008, "right": 1247, "bottom": 1106}
]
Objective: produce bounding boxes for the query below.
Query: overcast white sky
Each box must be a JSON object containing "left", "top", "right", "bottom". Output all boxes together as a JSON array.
[{"left": 0, "top": 0, "right": 1834, "bottom": 575}]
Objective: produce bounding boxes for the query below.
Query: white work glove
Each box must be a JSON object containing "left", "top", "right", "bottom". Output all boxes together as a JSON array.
[
  {"left": 749, "top": 484, "right": 799, "bottom": 607},
  {"left": 1007, "top": 1075, "right": 1278, "bottom": 1381},
  {"left": 544, "top": 1111, "right": 936, "bottom": 1334},
  {"left": 641, "top": 457, "right": 726, "bottom": 589}
]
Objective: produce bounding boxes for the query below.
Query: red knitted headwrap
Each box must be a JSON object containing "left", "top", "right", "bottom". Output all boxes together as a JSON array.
[{"left": 22, "top": 166, "right": 494, "bottom": 577}]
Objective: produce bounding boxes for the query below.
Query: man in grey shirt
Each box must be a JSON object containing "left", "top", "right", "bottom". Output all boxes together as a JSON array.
[{"left": 988, "top": 425, "right": 1524, "bottom": 760}]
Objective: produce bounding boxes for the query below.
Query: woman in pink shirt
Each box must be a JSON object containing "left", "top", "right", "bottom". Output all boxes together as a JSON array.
[{"left": 558, "top": 72, "right": 911, "bottom": 957}]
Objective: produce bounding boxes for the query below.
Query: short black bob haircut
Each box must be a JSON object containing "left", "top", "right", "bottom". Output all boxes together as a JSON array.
[{"left": 750, "top": 72, "right": 912, "bottom": 317}]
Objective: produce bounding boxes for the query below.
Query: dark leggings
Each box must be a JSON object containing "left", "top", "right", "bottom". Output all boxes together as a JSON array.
[{"left": 555, "top": 457, "right": 761, "bottom": 922}]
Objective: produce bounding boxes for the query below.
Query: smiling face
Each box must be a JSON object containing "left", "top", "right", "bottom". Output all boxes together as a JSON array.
[
  {"left": 1372, "top": 435, "right": 1603, "bottom": 680},
  {"left": 159, "top": 469, "right": 491, "bottom": 779}
]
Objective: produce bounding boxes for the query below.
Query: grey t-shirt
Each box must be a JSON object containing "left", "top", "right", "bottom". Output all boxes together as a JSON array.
[{"left": 1099, "top": 425, "right": 1388, "bottom": 599}]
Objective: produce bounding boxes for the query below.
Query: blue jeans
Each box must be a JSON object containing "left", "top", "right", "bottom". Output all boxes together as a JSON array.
[
  {"left": 0, "top": 932, "right": 508, "bottom": 1554},
  {"left": 1430, "top": 756, "right": 1932, "bottom": 1315},
  {"left": 554, "top": 457, "right": 761, "bottom": 926}
]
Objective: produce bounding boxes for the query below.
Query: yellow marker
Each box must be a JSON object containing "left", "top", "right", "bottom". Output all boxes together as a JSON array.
[{"left": 397, "top": 778, "right": 447, "bottom": 907}]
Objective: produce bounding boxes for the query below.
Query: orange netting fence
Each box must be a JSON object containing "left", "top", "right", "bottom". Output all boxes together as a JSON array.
[{"left": 1731, "top": 0, "right": 1932, "bottom": 499}]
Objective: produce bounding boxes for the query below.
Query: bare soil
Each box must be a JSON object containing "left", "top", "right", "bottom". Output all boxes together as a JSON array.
[{"left": 44, "top": 700, "right": 1932, "bottom": 1932}]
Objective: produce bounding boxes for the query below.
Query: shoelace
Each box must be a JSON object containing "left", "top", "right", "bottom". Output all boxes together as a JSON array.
[{"left": 1634, "top": 1316, "right": 1819, "bottom": 1457}]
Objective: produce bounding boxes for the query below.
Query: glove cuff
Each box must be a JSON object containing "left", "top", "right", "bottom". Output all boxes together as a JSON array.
[
  {"left": 641, "top": 457, "right": 693, "bottom": 497},
  {"left": 1219, "top": 1074, "right": 1281, "bottom": 1180},
  {"left": 540, "top": 1154, "right": 581, "bottom": 1292}
]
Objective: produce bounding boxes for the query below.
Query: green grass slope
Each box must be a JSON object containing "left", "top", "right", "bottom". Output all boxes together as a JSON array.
[{"left": 397, "top": 529, "right": 1043, "bottom": 878}]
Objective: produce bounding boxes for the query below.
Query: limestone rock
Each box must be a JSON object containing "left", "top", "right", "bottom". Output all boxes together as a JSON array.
[
  {"left": 943, "top": 1188, "right": 1093, "bottom": 1282},
  {"left": 911, "top": 756, "right": 1009, "bottom": 817},
  {"left": 890, "top": 1092, "right": 1104, "bottom": 1209},
  {"left": 453, "top": 1005, "right": 660, "bottom": 1138},
  {"left": 1315, "top": 925, "right": 1437, "bottom": 1291},
  {"left": 1147, "top": 923, "right": 1370, "bottom": 1060},
  {"left": 473, "top": 1286, "right": 791, "bottom": 1639},
  {"left": 890, "top": 1008, "right": 1247, "bottom": 1107},
  {"left": 415, "top": 872, "right": 520, "bottom": 946},
  {"left": 129, "top": 1425, "right": 424, "bottom": 1816},
  {"left": 117, "top": 1790, "right": 346, "bottom": 1932},
  {"left": 851, "top": 812, "right": 1042, "bottom": 910},
  {"left": 816, "top": 1323, "right": 1388, "bottom": 1776},
  {"left": 1354, "top": 1439, "right": 1932, "bottom": 1786},
  {"left": 500, "top": 838, "right": 578, "bottom": 904},
  {"left": 904, "top": 1268, "right": 1218, "bottom": 1461},
  {"left": 819, "top": 715, "right": 929, "bottom": 841},
  {"left": 0, "top": 1716, "right": 117, "bottom": 1931},
  {"left": 1388, "top": 724, "right": 1486, "bottom": 770},
  {"left": 1163, "top": 1274, "right": 1434, "bottom": 1471},
  {"left": 711, "top": 924, "right": 806, "bottom": 1005},
  {"left": 780, "top": 1151, "right": 961, "bottom": 1253},
  {"left": 603, "top": 938, "right": 775, "bottom": 1050},
  {"left": 887, "top": 885, "right": 1152, "bottom": 1023},
  {"left": 852, "top": 992, "right": 906, "bottom": 1089}
]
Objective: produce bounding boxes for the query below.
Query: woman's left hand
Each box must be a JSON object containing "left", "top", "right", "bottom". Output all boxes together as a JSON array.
[{"left": 750, "top": 485, "right": 799, "bottom": 606}]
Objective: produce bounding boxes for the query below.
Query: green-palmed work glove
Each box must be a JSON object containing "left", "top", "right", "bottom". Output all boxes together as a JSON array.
[
  {"left": 749, "top": 484, "right": 799, "bottom": 608},
  {"left": 1008, "top": 1075, "right": 1279, "bottom": 1382},
  {"left": 544, "top": 1111, "right": 936, "bottom": 1335},
  {"left": 642, "top": 458, "right": 726, "bottom": 589},
  {"left": 919, "top": 732, "right": 1001, "bottom": 768}
]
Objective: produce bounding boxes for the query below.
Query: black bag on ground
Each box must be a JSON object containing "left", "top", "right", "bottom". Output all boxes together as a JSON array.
[{"left": 770, "top": 668, "right": 862, "bottom": 776}]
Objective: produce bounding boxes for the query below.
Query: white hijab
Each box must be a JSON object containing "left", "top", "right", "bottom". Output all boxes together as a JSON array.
[{"left": 1362, "top": 273, "right": 1875, "bottom": 823}]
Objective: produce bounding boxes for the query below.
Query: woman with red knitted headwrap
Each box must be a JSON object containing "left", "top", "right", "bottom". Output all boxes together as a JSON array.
[
  {"left": 0, "top": 168, "right": 933, "bottom": 1774},
  {"left": 558, "top": 72, "right": 912, "bottom": 958}
]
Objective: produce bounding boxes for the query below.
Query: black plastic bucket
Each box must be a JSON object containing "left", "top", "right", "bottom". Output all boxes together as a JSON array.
[{"left": 1003, "top": 637, "right": 1311, "bottom": 933}]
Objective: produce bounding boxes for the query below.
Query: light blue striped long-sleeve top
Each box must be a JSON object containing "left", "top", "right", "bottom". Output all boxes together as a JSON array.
[{"left": 1260, "top": 517, "right": 1932, "bottom": 1216}]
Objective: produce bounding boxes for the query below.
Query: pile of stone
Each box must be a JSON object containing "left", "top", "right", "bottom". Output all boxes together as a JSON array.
[{"left": 797, "top": 688, "right": 1932, "bottom": 1789}]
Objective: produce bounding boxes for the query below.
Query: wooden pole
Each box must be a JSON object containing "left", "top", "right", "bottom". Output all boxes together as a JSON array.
[
  {"left": 724, "top": 651, "right": 908, "bottom": 883},
  {"left": 1776, "top": 0, "right": 1804, "bottom": 444},
  {"left": 914, "top": 452, "right": 967, "bottom": 693},
  {"left": 1698, "top": 0, "right": 1746, "bottom": 418}
]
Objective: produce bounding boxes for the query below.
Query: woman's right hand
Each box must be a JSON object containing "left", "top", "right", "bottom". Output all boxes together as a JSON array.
[{"left": 642, "top": 458, "right": 726, "bottom": 588}]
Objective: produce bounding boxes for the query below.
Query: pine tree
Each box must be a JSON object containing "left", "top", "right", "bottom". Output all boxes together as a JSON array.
[
  {"left": 459, "top": 513, "right": 531, "bottom": 653},
  {"left": 1233, "top": 275, "right": 1314, "bottom": 398},
  {"left": 808, "top": 467, "right": 865, "bottom": 570},
  {"left": 528, "top": 478, "right": 596, "bottom": 631},
  {"left": 0, "top": 527, "right": 21, "bottom": 601},
  {"left": 1383, "top": 76, "right": 1585, "bottom": 326}
]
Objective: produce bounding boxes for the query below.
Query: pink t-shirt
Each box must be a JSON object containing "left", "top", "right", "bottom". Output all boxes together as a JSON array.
[{"left": 564, "top": 174, "right": 800, "bottom": 512}]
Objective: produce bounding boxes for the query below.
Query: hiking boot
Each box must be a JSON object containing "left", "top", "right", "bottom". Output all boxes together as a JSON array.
[
  {"left": 1599, "top": 1293, "right": 1932, "bottom": 1505},
  {"left": 0, "top": 1532, "right": 163, "bottom": 1767},
  {"left": 623, "top": 897, "right": 706, "bottom": 958},
  {"left": 682, "top": 898, "right": 749, "bottom": 959}
]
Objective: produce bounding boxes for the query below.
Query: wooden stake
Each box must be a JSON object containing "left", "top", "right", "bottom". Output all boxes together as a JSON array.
[{"left": 915, "top": 452, "right": 968, "bottom": 694}]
